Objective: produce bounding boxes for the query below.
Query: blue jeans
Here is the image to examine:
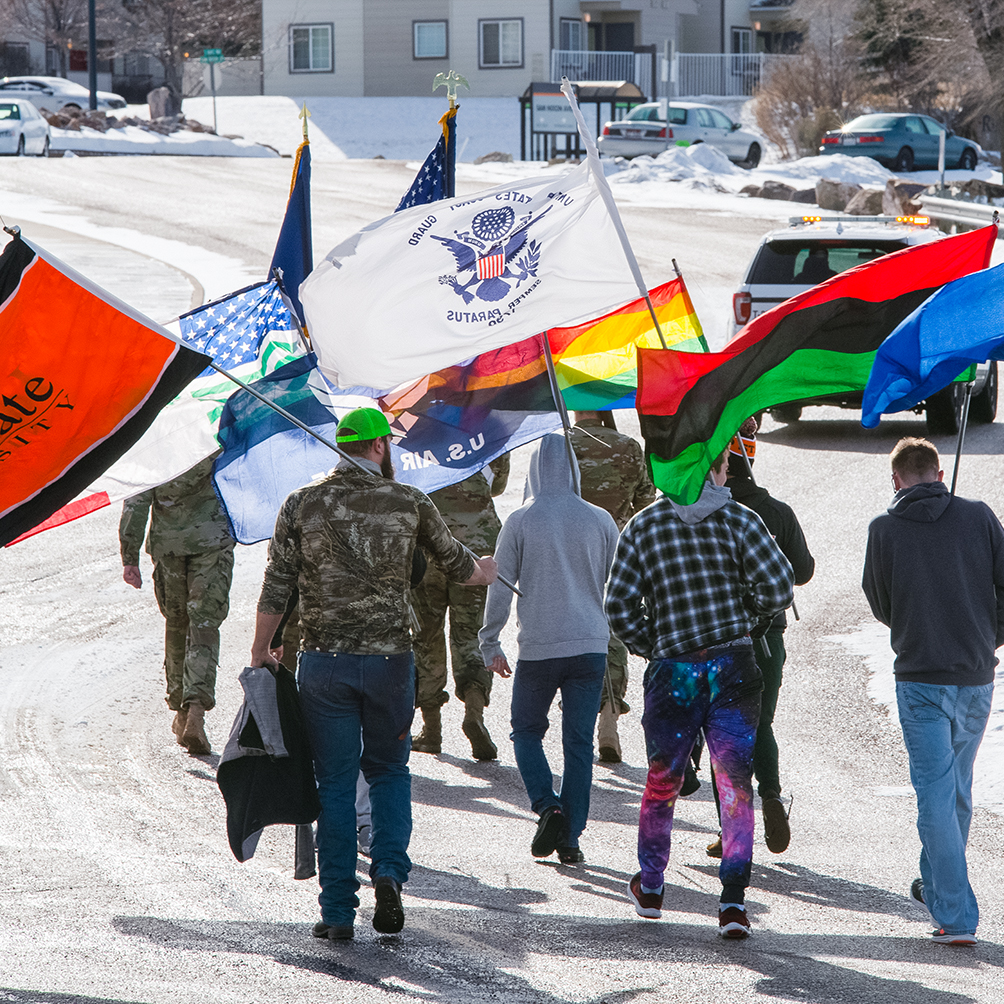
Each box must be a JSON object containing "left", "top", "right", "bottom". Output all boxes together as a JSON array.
[
  {"left": 297, "top": 650, "right": 416, "bottom": 927},
  {"left": 510, "top": 653, "right": 606, "bottom": 846},
  {"left": 896, "top": 680, "right": 993, "bottom": 936}
]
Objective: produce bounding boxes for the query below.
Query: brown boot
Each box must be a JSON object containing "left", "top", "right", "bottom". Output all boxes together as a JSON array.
[
  {"left": 462, "top": 690, "right": 497, "bottom": 761},
  {"left": 171, "top": 708, "right": 188, "bottom": 747},
  {"left": 597, "top": 703, "right": 621, "bottom": 763},
  {"left": 411, "top": 706, "right": 442, "bottom": 754},
  {"left": 181, "top": 702, "right": 211, "bottom": 755}
]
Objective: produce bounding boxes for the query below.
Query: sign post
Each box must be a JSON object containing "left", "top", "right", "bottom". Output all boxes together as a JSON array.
[{"left": 200, "top": 48, "right": 225, "bottom": 134}]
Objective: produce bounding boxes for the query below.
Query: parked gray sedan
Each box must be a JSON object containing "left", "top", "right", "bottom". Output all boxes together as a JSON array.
[{"left": 597, "top": 101, "right": 761, "bottom": 167}]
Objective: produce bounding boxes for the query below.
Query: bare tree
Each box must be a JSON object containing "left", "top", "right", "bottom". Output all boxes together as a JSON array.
[
  {"left": 109, "top": 0, "right": 260, "bottom": 102},
  {"left": 10, "top": 0, "right": 89, "bottom": 77}
]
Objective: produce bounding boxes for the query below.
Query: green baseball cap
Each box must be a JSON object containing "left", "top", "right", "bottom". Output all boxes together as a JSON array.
[{"left": 335, "top": 407, "right": 392, "bottom": 442}]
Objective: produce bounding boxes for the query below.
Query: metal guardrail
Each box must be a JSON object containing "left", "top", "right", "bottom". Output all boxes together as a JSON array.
[{"left": 919, "top": 195, "right": 1003, "bottom": 236}]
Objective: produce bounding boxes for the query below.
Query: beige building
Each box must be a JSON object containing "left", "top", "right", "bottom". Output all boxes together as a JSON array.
[{"left": 260, "top": 0, "right": 769, "bottom": 99}]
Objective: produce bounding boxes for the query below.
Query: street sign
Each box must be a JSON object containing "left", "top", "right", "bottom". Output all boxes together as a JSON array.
[
  {"left": 530, "top": 82, "right": 576, "bottom": 134},
  {"left": 201, "top": 48, "right": 224, "bottom": 64}
]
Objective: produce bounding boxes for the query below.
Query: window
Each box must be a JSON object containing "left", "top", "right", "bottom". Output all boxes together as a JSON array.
[
  {"left": 731, "top": 28, "right": 752, "bottom": 54},
  {"left": 559, "top": 18, "right": 585, "bottom": 51},
  {"left": 0, "top": 103, "right": 21, "bottom": 121},
  {"left": 479, "top": 18, "right": 523, "bottom": 68},
  {"left": 695, "top": 108, "right": 715, "bottom": 128},
  {"left": 905, "top": 116, "right": 926, "bottom": 134},
  {"left": 414, "top": 21, "right": 447, "bottom": 59},
  {"left": 709, "top": 109, "right": 734, "bottom": 130},
  {"left": 290, "top": 24, "right": 333, "bottom": 73}
]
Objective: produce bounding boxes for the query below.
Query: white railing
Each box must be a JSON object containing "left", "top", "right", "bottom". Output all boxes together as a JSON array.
[
  {"left": 550, "top": 50, "right": 653, "bottom": 91},
  {"left": 671, "top": 53, "right": 793, "bottom": 98}
]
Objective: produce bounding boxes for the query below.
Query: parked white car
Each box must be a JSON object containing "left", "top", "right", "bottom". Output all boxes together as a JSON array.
[
  {"left": 0, "top": 98, "right": 51, "bottom": 156},
  {"left": 730, "top": 215, "right": 995, "bottom": 434},
  {"left": 597, "top": 101, "right": 761, "bottom": 167},
  {"left": 0, "top": 76, "right": 127, "bottom": 112}
]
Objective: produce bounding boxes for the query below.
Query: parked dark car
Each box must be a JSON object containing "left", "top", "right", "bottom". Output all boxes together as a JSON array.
[{"left": 819, "top": 113, "right": 980, "bottom": 172}]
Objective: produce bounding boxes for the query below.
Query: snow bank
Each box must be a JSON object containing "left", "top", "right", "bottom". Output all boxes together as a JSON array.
[
  {"left": 611, "top": 143, "right": 743, "bottom": 190},
  {"left": 182, "top": 95, "right": 521, "bottom": 163},
  {"left": 51, "top": 123, "right": 278, "bottom": 157},
  {"left": 754, "top": 153, "right": 894, "bottom": 189}
]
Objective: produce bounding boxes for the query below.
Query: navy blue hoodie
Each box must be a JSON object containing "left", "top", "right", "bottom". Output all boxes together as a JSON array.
[{"left": 862, "top": 480, "right": 1004, "bottom": 686}]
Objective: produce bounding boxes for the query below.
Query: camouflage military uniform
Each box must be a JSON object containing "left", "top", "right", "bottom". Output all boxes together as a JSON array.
[
  {"left": 412, "top": 455, "right": 510, "bottom": 712},
  {"left": 570, "top": 418, "right": 656, "bottom": 756},
  {"left": 119, "top": 455, "right": 235, "bottom": 712},
  {"left": 258, "top": 462, "right": 474, "bottom": 649}
]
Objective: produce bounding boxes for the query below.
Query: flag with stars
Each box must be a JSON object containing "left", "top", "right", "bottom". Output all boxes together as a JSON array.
[
  {"left": 396, "top": 106, "right": 457, "bottom": 211},
  {"left": 178, "top": 281, "right": 294, "bottom": 373}
]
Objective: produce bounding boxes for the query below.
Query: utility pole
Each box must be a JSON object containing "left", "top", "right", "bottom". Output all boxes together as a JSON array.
[{"left": 87, "top": 0, "right": 97, "bottom": 110}]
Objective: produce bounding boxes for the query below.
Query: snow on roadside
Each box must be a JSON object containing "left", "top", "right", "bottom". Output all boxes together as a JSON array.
[
  {"left": 51, "top": 122, "right": 278, "bottom": 157},
  {"left": 829, "top": 622, "right": 1004, "bottom": 817}
]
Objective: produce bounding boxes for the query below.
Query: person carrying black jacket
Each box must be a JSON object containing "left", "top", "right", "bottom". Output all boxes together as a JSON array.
[{"left": 706, "top": 417, "right": 814, "bottom": 858}]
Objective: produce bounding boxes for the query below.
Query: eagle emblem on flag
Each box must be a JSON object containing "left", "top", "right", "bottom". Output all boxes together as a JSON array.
[{"left": 434, "top": 205, "right": 549, "bottom": 305}]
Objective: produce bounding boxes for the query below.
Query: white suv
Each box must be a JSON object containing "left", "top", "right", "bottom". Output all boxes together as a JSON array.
[{"left": 730, "top": 215, "right": 996, "bottom": 435}]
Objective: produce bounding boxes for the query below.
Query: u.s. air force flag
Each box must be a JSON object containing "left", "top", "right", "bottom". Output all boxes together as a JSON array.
[{"left": 300, "top": 159, "right": 639, "bottom": 389}]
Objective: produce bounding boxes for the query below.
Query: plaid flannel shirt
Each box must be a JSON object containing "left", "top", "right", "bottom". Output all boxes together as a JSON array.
[{"left": 604, "top": 495, "right": 794, "bottom": 660}]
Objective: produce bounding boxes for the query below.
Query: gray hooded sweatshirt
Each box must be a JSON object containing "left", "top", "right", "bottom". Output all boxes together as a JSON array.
[{"left": 479, "top": 433, "right": 620, "bottom": 664}]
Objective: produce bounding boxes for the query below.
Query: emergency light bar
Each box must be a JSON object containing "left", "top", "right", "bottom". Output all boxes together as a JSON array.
[{"left": 789, "top": 214, "right": 931, "bottom": 226}]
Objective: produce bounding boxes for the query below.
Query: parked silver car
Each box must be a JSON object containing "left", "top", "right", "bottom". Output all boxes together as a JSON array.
[
  {"left": 0, "top": 98, "right": 51, "bottom": 156},
  {"left": 0, "top": 76, "right": 127, "bottom": 112},
  {"left": 597, "top": 101, "right": 761, "bottom": 167}
]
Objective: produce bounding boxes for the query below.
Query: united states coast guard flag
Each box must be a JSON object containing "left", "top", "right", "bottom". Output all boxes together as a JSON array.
[{"left": 301, "top": 159, "right": 639, "bottom": 389}]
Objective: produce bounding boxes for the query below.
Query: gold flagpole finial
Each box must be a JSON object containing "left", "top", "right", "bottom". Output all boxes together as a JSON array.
[
  {"left": 433, "top": 70, "right": 469, "bottom": 109},
  {"left": 299, "top": 102, "right": 311, "bottom": 141}
]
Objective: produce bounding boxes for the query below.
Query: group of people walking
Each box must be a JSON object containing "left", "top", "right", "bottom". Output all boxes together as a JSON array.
[{"left": 119, "top": 405, "right": 998, "bottom": 949}]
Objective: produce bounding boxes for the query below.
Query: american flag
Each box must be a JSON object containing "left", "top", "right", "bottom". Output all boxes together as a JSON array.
[
  {"left": 477, "top": 251, "right": 505, "bottom": 280},
  {"left": 178, "top": 280, "right": 295, "bottom": 374},
  {"left": 396, "top": 107, "right": 456, "bottom": 212}
]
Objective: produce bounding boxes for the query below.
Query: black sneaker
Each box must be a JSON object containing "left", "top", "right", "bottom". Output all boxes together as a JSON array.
[
  {"left": 931, "top": 928, "right": 977, "bottom": 946},
  {"left": 312, "top": 921, "right": 354, "bottom": 941},
  {"left": 372, "top": 876, "right": 405, "bottom": 934},
  {"left": 680, "top": 764, "right": 701, "bottom": 797},
  {"left": 531, "top": 806, "right": 564, "bottom": 858},
  {"left": 910, "top": 877, "right": 925, "bottom": 906},
  {"left": 557, "top": 845, "right": 585, "bottom": 864}
]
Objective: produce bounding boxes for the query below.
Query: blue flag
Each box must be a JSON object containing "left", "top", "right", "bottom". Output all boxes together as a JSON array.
[
  {"left": 269, "top": 139, "right": 312, "bottom": 324},
  {"left": 861, "top": 263, "right": 1004, "bottom": 428},
  {"left": 396, "top": 107, "right": 456, "bottom": 210}
]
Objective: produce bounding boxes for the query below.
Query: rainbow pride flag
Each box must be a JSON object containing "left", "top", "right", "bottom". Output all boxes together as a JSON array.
[{"left": 548, "top": 276, "right": 707, "bottom": 410}]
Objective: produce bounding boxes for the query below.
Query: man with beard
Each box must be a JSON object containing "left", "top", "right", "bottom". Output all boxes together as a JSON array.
[{"left": 248, "top": 408, "right": 498, "bottom": 940}]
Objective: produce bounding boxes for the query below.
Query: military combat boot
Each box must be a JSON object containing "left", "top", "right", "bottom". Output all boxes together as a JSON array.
[
  {"left": 411, "top": 706, "right": 442, "bottom": 754},
  {"left": 171, "top": 708, "right": 188, "bottom": 747},
  {"left": 462, "top": 690, "right": 497, "bottom": 761},
  {"left": 181, "top": 702, "right": 211, "bottom": 755}
]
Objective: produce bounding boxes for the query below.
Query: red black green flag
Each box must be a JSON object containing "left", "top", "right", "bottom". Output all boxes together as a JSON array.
[{"left": 637, "top": 225, "right": 997, "bottom": 504}]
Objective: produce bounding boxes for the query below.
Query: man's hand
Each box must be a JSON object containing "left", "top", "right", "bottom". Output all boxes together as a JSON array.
[
  {"left": 464, "top": 555, "right": 499, "bottom": 587},
  {"left": 123, "top": 565, "right": 142, "bottom": 589},
  {"left": 489, "top": 654, "right": 512, "bottom": 678},
  {"left": 250, "top": 643, "right": 281, "bottom": 672}
]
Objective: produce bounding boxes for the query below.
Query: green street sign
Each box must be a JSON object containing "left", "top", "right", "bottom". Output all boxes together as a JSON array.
[{"left": 200, "top": 48, "right": 224, "bottom": 64}]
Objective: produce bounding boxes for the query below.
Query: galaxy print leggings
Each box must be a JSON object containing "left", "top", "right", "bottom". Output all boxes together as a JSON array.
[{"left": 638, "top": 643, "right": 762, "bottom": 903}]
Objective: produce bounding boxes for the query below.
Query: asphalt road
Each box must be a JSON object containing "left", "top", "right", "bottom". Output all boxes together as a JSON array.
[{"left": 1, "top": 158, "right": 1004, "bottom": 1003}]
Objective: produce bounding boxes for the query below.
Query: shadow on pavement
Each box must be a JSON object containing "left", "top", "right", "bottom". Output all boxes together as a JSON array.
[
  {"left": 112, "top": 853, "right": 1004, "bottom": 1004},
  {"left": 0, "top": 993, "right": 151, "bottom": 1004}
]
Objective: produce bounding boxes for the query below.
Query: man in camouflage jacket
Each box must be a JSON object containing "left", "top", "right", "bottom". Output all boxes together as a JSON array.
[
  {"left": 120, "top": 454, "right": 235, "bottom": 755},
  {"left": 411, "top": 454, "right": 509, "bottom": 760},
  {"left": 571, "top": 412, "right": 656, "bottom": 762},
  {"left": 248, "top": 408, "right": 497, "bottom": 940}
]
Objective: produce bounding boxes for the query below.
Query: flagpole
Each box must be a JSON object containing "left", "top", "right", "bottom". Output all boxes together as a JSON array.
[
  {"left": 560, "top": 77, "right": 669, "bottom": 351},
  {"left": 540, "top": 332, "right": 582, "bottom": 496},
  {"left": 206, "top": 360, "right": 521, "bottom": 596},
  {"left": 271, "top": 267, "right": 311, "bottom": 351},
  {"left": 950, "top": 382, "right": 974, "bottom": 496}
]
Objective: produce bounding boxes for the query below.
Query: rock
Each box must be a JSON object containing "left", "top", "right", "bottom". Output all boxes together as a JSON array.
[
  {"left": 789, "top": 188, "right": 817, "bottom": 204},
  {"left": 372, "top": 154, "right": 385, "bottom": 159},
  {"left": 939, "top": 178, "right": 1004, "bottom": 206},
  {"left": 845, "top": 188, "right": 885, "bottom": 215},
  {"left": 815, "top": 178, "right": 861, "bottom": 212},
  {"left": 147, "top": 86, "right": 180, "bottom": 119},
  {"left": 740, "top": 184, "right": 761, "bottom": 197},
  {"left": 474, "top": 151, "right": 514, "bottom": 165},
  {"left": 883, "top": 180, "right": 927, "bottom": 215},
  {"left": 759, "top": 180, "right": 796, "bottom": 201}
]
